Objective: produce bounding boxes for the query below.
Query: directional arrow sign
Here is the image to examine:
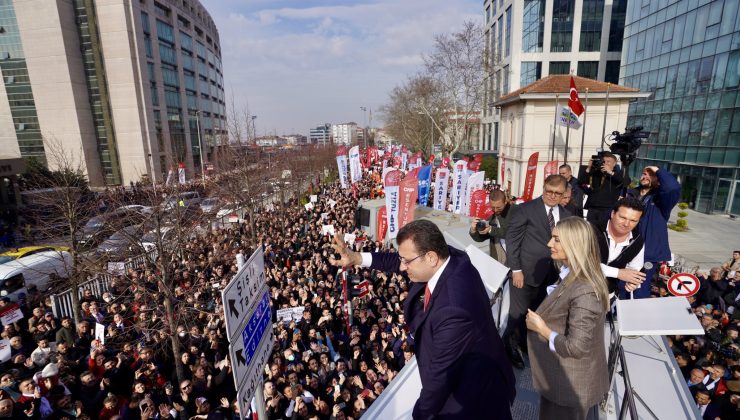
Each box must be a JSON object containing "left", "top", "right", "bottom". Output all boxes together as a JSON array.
[
  {"left": 235, "top": 328, "right": 275, "bottom": 420},
  {"left": 229, "top": 286, "right": 270, "bottom": 388},
  {"left": 222, "top": 247, "right": 266, "bottom": 341}
]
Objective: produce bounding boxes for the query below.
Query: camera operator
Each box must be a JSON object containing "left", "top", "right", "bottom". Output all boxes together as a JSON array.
[
  {"left": 627, "top": 165, "right": 680, "bottom": 297},
  {"left": 469, "top": 190, "right": 517, "bottom": 264},
  {"left": 578, "top": 152, "right": 627, "bottom": 224}
]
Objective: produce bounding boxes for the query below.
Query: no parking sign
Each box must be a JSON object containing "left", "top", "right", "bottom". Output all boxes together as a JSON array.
[{"left": 667, "top": 272, "right": 700, "bottom": 297}]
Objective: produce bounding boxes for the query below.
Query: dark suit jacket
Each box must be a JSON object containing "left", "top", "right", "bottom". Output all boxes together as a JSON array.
[
  {"left": 506, "top": 197, "right": 572, "bottom": 287},
  {"left": 371, "top": 247, "right": 515, "bottom": 419}
]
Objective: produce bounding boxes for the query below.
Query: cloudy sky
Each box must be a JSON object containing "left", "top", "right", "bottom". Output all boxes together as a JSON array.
[{"left": 201, "top": 0, "right": 480, "bottom": 136}]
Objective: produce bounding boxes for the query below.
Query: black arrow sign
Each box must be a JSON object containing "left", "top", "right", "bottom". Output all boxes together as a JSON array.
[
  {"left": 235, "top": 348, "right": 246, "bottom": 366},
  {"left": 228, "top": 299, "right": 239, "bottom": 318}
]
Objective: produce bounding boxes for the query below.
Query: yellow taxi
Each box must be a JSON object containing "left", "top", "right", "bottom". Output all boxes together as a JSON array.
[{"left": 0, "top": 246, "right": 70, "bottom": 265}]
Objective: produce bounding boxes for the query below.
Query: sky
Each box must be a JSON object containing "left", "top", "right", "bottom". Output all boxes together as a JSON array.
[{"left": 201, "top": 0, "right": 480, "bottom": 136}]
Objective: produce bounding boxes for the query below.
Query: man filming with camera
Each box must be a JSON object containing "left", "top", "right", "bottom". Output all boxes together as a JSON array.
[
  {"left": 579, "top": 151, "right": 628, "bottom": 224},
  {"left": 469, "top": 190, "right": 517, "bottom": 264}
]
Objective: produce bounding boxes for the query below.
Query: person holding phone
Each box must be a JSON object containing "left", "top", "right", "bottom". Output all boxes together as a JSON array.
[{"left": 469, "top": 189, "right": 516, "bottom": 264}]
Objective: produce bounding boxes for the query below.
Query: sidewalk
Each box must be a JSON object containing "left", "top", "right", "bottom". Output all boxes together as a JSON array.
[{"left": 667, "top": 207, "right": 738, "bottom": 270}]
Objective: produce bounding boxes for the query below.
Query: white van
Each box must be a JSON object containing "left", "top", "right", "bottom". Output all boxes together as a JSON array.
[{"left": 0, "top": 251, "right": 72, "bottom": 302}]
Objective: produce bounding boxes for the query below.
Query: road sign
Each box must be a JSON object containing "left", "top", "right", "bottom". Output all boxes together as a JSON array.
[
  {"left": 667, "top": 272, "right": 700, "bottom": 297},
  {"left": 228, "top": 286, "right": 269, "bottom": 386},
  {"left": 235, "top": 328, "right": 275, "bottom": 420},
  {"left": 222, "top": 247, "right": 266, "bottom": 341}
]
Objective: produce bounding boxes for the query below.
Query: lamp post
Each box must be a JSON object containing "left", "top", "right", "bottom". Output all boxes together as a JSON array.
[
  {"left": 251, "top": 115, "right": 257, "bottom": 143},
  {"left": 195, "top": 111, "right": 206, "bottom": 186},
  {"left": 360, "top": 106, "right": 367, "bottom": 147}
]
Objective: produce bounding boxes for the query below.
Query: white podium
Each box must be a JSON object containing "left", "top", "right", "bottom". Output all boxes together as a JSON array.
[{"left": 607, "top": 297, "right": 704, "bottom": 419}]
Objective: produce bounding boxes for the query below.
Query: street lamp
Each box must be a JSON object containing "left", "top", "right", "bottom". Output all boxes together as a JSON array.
[
  {"left": 195, "top": 111, "right": 206, "bottom": 186},
  {"left": 251, "top": 115, "right": 257, "bottom": 143},
  {"left": 360, "top": 106, "right": 367, "bottom": 147}
]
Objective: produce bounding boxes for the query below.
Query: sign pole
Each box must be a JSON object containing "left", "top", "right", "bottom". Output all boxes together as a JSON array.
[
  {"left": 564, "top": 116, "right": 570, "bottom": 165},
  {"left": 601, "top": 83, "right": 610, "bottom": 150},
  {"left": 551, "top": 94, "right": 559, "bottom": 161},
  {"left": 255, "top": 381, "right": 267, "bottom": 420},
  {"left": 578, "top": 88, "right": 589, "bottom": 169}
]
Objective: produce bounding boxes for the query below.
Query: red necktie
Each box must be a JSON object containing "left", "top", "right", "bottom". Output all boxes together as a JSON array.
[{"left": 424, "top": 285, "right": 431, "bottom": 311}]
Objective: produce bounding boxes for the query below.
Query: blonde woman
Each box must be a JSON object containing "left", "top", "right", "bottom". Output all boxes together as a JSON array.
[{"left": 525, "top": 216, "right": 609, "bottom": 420}]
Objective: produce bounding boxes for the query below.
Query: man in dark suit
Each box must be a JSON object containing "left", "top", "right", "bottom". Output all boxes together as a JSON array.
[
  {"left": 469, "top": 189, "right": 517, "bottom": 264},
  {"left": 330, "top": 220, "right": 515, "bottom": 419},
  {"left": 559, "top": 164, "right": 584, "bottom": 218},
  {"left": 504, "top": 174, "right": 571, "bottom": 369}
]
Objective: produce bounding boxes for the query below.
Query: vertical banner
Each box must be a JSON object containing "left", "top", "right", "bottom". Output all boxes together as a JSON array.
[
  {"left": 166, "top": 166, "right": 174, "bottom": 186},
  {"left": 382, "top": 159, "right": 387, "bottom": 173},
  {"left": 400, "top": 146, "right": 409, "bottom": 171},
  {"left": 417, "top": 165, "right": 432, "bottom": 206},
  {"left": 384, "top": 170, "right": 401, "bottom": 239},
  {"left": 397, "top": 173, "right": 418, "bottom": 231},
  {"left": 178, "top": 162, "right": 186, "bottom": 184},
  {"left": 348, "top": 145, "right": 362, "bottom": 183},
  {"left": 469, "top": 189, "right": 490, "bottom": 218},
  {"left": 463, "top": 171, "right": 485, "bottom": 216},
  {"left": 500, "top": 153, "right": 506, "bottom": 185},
  {"left": 336, "top": 146, "right": 349, "bottom": 188},
  {"left": 377, "top": 206, "right": 388, "bottom": 242},
  {"left": 433, "top": 168, "right": 449, "bottom": 211},
  {"left": 522, "top": 152, "right": 540, "bottom": 202},
  {"left": 544, "top": 160, "right": 559, "bottom": 177},
  {"left": 451, "top": 160, "right": 469, "bottom": 214}
]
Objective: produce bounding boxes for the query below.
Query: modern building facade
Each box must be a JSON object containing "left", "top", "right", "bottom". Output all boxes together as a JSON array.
[
  {"left": 481, "top": 0, "right": 628, "bottom": 152},
  {"left": 309, "top": 124, "right": 331, "bottom": 144},
  {"left": 620, "top": 0, "right": 740, "bottom": 215},
  {"left": 0, "top": 0, "right": 227, "bottom": 186},
  {"left": 331, "top": 122, "right": 357, "bottom": 145}
]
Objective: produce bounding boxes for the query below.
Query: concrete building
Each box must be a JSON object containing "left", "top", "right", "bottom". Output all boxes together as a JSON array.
[
  {"left": 620, "top": 0, "right": 740, "bottom": 215},
  {"left": 0, "top": 0, "right": 227, "bottom": 186},
  {"left": 481, "top": 0, "right": 628, "bottom": 153},
  {"left": 309, "top": 124, "right": 331, "bottom": 144},
  {"left": 331, "top": 122, "right": 357, "bottom": 145},
  {"left": 494, "top": 75, "right": 648, "bottom": 198}
]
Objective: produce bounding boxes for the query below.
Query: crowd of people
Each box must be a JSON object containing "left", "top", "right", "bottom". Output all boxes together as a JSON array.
[{"left": 0, "top": 169, "right": 409, "bottom": 419}]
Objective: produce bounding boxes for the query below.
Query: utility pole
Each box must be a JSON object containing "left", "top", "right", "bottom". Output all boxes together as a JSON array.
[{"left": 195, "top": 111, "right": 206, "bottom": 186}]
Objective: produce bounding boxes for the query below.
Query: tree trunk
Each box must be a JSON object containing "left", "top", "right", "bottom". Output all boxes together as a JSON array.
[{"left": 163, "top": 295, "right": 185, "bottom": 384}]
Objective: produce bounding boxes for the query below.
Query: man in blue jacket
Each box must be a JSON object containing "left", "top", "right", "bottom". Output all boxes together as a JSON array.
[
  {"left": 628, "top": 166, "right": 681, "bottom": 298},
  {"left": 329, "top": 220, "right": 515, "bottom": 419}
]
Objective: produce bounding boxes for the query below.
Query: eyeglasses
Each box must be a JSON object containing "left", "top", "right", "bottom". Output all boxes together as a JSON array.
[
  {"left": 181, "top": 384, "right": 191, "bottom": 390},
  {"left": 399, "top": 253, "right": 426, "bottom": 265},
  {"left": 543, "top": 189, "right": 565, "bottom": 197}
]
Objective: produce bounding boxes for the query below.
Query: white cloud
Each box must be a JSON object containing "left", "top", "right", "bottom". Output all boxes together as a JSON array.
[{"left": 202, "top": 0, "right": 481, "bottom": 134}]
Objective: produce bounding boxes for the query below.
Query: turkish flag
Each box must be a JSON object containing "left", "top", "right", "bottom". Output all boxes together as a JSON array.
[{"left": 568, "top": 76, "right": 584, "bottom": 117}]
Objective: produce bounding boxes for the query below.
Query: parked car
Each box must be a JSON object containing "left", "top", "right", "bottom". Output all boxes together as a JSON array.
[
  {"left": 96, "top": 225, "right": 144, "bottom": 257},
  {"left": 0, "top": 250, "right": 72, "bottom": 302},
  {"left": 163, "top": 191, "right": 202, "bottom": 210},
  {"left": 199, "top": 197, "right": 222, "bottom": 214},
  {"left": 78, "top": 207, "right": 147, "bottom": 248},
  {"left": 140, "top": 226, "right": 176, "bottom": 252},
  {"left": 0, "top": 245, "right": 70, "bottom": 265}
]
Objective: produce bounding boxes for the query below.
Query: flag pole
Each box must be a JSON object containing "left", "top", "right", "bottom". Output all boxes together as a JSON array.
[
  {"left": 551, "top": 94, "right": 559, "bottom": 161},
  {"left": 564, "top": 114, "right": 570, "bottom": 164},
  {"left": 578, "top": 87, "right": 589, "bottom": 169},
  {"left": 601, "top": 83, "right": 610, "bottom": 150}
]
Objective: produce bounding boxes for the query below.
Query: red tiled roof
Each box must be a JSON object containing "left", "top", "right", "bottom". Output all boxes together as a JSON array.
[{"left": 496, "top": 75, "right": 640, "bottom": 103}]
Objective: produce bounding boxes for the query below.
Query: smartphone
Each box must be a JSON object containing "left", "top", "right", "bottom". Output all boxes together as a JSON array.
[
  {"left": 336, "top": 402, "right": 346, "bottom": 409},
  {"left": 360, "top": 389, "right": 370, "bottom": 398}
]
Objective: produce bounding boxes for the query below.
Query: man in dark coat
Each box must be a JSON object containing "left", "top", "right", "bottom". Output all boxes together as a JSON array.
[
  {"left": 469, "top": 189, "right": 517, "bottom": 264},
  {"left": 330, "top": 220, "right": 515, "bottom": 419}
]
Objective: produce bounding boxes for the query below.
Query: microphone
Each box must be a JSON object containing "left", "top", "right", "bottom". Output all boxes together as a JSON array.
[{"left": 631, "top": 262, "right": 653, "bottom": 299}]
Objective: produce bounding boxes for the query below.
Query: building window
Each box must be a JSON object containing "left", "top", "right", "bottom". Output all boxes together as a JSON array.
[
  {"left": 504, "top": 7, "right": 512, "bottom": 57},
  {"left": 156, "top": 20, "right": 174, "bottom": 44},
  {"left": 608, "top": 0, "right": 627, "bottom": 52},
  {"left": 579, "top": 0, "right": 604, "bottom": 52},
  {"left": 520, "top": 62, "right": 542, "bottom": 87},
  {"left": 605, "top": 60, "right": 620, "bottom": 84},
  {"left": 577, "top": 61, "right": 599, "bottom": 79},
  {"left": 486, "top": 5, "right": 490, "bottom": 24},
  {"left": 522, "top": 0, "right": 545, "bottom": 53},
  {"left": 180, "top": 31, "right": 192, "bottom": 52},
  {"left": 161, "top": 64, "right": 179, "bottom": 87},
  {"left": 159, "top": 42, "right": 177, "bottom": 65},
  {"left": 503, "top": 65, "right": 510, "bottom": 94},
  {"left": 551, "top": 0, "right": 574, "bottom": 52},
  {"left": 497, "top": 16, "right": 503, "bottom": 61},
  {"left": 144, "top": 36, "right": 153, "bottom": 58},
  {"left": 141, "top": 11, "right": 150, "bottom": 34},
  {"left": 549, "top": 61, "right": 570, "bottom": 75}
]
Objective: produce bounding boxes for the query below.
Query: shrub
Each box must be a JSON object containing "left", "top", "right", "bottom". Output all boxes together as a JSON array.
[
  {"left": 678, "top": 202, "right": 689, "bottom": 210},
  {"left": 676, "top": 219, "right": 688, "bottom": 228},
  {"left": 677, "top": 211, "right": 688, "bottom": 218}
]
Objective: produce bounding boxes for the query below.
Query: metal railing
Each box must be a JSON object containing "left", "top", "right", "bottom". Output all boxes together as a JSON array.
[{"left": 50, "top": 275, "right": 111, "bottom": 319}]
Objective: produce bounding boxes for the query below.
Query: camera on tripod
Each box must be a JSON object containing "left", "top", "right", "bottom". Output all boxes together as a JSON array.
[{"left": 608, "top": 126, "right": 650, "bottom": 166}]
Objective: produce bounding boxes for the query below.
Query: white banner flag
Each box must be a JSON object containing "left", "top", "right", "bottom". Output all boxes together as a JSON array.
[
  {"left": 384, "top": 170, "right": 401, "bottom": 239},
  {"left": 433, "top": 168, "right": 450, "bottom": 211},
  {"left": 336, "top": 154, "right": 349, "bottom": 188},
  {"left": 178, "top": 163, "right": 186, "bottom": 184},
  {"left": 556, "top": 105, "right": 582, "bottom": 129},
  {"left": 463, "top": 171, "right": 485, "bottom": 216},
  {"left": 451, "top": 160, "right": 469, "bottom": 214},
  {"left": 349, "top": 145, "right": 362, "bottom": 183},
  {"left": 401, "top": 153, "right": 408, "bottom": 171}
]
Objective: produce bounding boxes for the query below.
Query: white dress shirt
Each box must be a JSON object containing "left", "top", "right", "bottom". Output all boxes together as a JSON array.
[
  {"left": 360, "top": 252, "right": 450, "bottom": 296},
  {"left": 599, "top": 221, "right": 645, "bottom": 279},
  {"left": 512, "top": 203, "right": 560, "bottom": 274}
]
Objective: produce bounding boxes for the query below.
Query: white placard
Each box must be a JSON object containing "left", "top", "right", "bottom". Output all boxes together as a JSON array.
[
  {"left": 328, "top": 199, "right": 337, "bottom": 208},
  {"left": 321, "top": 225, "right": 335, "bottom": 236},
  {"left": 304, "top": 203, "right": 314, "bottom": 211},
  {"left": 343, "top": 233, "right": 356, "bottom": 246},
  {"left": 0, "top": 304, "right": 24, "bottom": 326},
  {"left": 107, "top": 262, "right": 126, "bottom": 276},
  {"left": 0, "top": 339, "right": 11, "bottom": 363},
  {"left": 95, "top": 323, "right": 106, "bottom": 344},
  {"left": 321, "top": 212, "right": 329, "bottom": 220},
  {"left": 310, "top": 195, "right": 318, "bottom": 203},
  {"left": 276, "top": 306, "right": 305, "bottom": 323}
]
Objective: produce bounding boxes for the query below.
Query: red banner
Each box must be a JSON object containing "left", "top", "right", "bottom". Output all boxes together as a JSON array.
[
  {"left": 544, "top": 160, "right": 559, "bottom": 177},
  {"left": 428, "top": 154, "right": 435, "bottom": 164},
  {"left": 473, "top": 153, "right": 483, "bottom": 163},
  {"left": 500, "top": 153, "right": 506, "bottom": 185},
  {"left": 467, "top": 160, "right": 481, "bottom": 172},
  {"left": 377, "top": 206, "right": 388, "bottom": 241},
  {"left": 441, "top": 156, "right": 451, "bottom": 168},
  {"left": 397, "top": 173, "right": 418, "bottom": 230},
  {"left": 469, "top": 189, "right": 489, "bottom": 218},
  {"left": 522, "top": 152, "right": 539, "bottom": 202},
  {"left": 355, "top": 280, "right": 370, "bottom": 298}
]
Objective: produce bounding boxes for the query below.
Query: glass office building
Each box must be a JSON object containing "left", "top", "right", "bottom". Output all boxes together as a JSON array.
[{"left": 620, "top": 0, "right": 740, "bottom": 215}]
